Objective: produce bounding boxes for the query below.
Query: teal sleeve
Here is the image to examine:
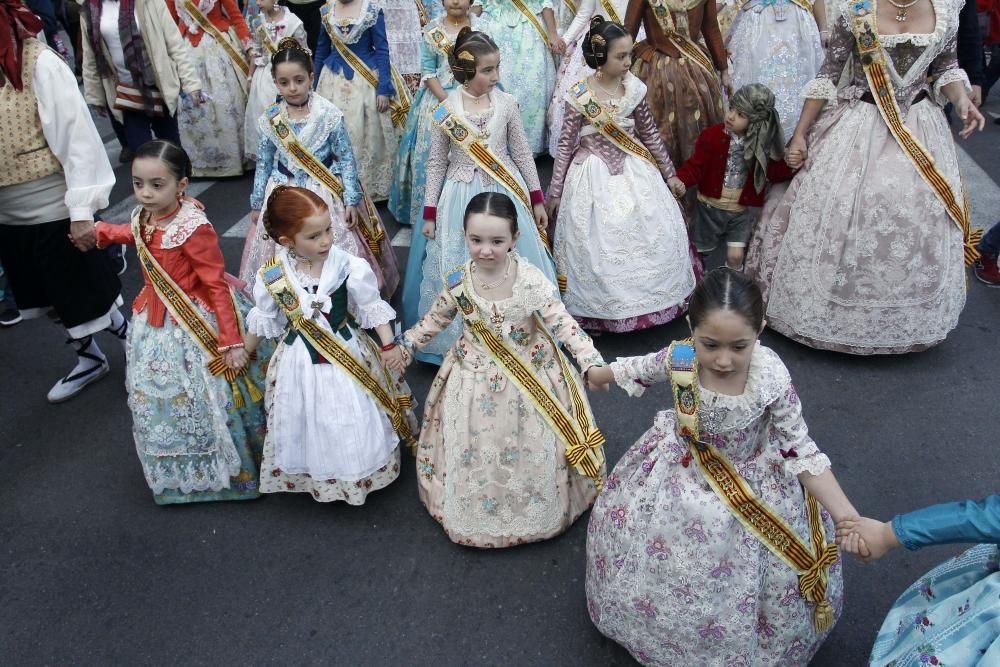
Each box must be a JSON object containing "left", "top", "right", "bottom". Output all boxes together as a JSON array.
[{"left": 892, "top": 495, "right": 1000, "bottom": 551}]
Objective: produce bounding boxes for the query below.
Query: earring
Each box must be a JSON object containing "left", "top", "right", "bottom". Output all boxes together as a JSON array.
[
  {"left": 596, "top": 68, "right": 603, "bottom": 81},
  {"left": 463, "top": 80, "right": 470, "bottom": 89}
]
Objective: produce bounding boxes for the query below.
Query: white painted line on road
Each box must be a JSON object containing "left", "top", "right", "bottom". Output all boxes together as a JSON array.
[
  {"left": 224, "top": 213, "right": 252, "bottom": 238},
  {"left": 956, "top": 145, "right": 1000, "bottom": 231},
  {"left": 97, "top": 181, "right": 215, "bottom": 224},
  {"left": 391, "top": 227, "right": 412, "bottom": 248}
]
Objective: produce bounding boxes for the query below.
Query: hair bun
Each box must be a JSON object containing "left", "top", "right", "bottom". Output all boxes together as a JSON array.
[
  {"left": 276, "top": 36, "right": 311, "bottom": 57},
  {"left": 456, "top": 26, "right": 474, "bottom": 43},
  {"left": 589, "top": 15, "right": 606, "bottom": 30}
]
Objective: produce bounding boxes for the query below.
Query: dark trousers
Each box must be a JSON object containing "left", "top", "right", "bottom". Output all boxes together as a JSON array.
[
  {"left": 287, "top": 0, "right": 325, "bottom": 53},
  {"left": 121, "top": 110, "right": 181, "bottom": 152}
]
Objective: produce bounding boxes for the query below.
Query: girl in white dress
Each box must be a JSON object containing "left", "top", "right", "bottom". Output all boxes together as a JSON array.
[
  {"left": 245, "top": 0, "right": 308, "bottom": 160},
  {"left": 546, "top": 18, "right": 696, "bottom": 333},
  {"left": 244, "top": 186, "right": 415, "bottom": 504}
]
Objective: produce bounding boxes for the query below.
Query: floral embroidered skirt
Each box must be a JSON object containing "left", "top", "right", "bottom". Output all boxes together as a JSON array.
[{"left": 125, "top": 293, "right": 270, "bottom": 505}]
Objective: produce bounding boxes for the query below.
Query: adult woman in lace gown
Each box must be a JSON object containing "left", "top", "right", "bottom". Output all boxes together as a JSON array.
[{"left": 745, "top": 0, "right": 984, "bottom": 354}]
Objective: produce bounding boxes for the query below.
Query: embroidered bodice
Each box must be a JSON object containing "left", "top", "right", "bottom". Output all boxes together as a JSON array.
[
  {"left": 803, "top": 0, "right": 969, "bottom": 111},
  {"left": 624, "top": 0, "right": 727, "bottom": 70},
  {"left": 609, "top": 343, "right": 832, "bottom": 479},
  {"left": 423, "top": 89, "right": 542, "bottom": 206},
  {"left": 246, "top": 244, "right": 395, "bottom": 342},
  {"left": 95, "top": 201, "right": 243, "bottom": 347},
  {"left": 405, "top": 258, "right": 606, "bottom": 374},
  {"left": 170, "top": 0, "right": 251, "bottom": 48},
  {"left": 251, "top": 95, "right": 363, "bottom": 208},
  {"left": 548, "top": 73, "right": 675, "bottom": 198},
  {"left": 249, "top": 8, "right": 307, "bottom": 67},
  {"left": 480, "top": 0, "right": 553, "bottom": 26},
  {"left": 313, "top": 0, "right": 396, "bottom": 97}
]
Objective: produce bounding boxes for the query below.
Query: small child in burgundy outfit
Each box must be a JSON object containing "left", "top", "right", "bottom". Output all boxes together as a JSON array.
[{"left": 671, "top": 83, "right": 796, "bottom": 270}]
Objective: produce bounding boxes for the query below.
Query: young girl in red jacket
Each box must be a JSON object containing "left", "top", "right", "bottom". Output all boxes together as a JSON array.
[{"left": 672, "top": 83, "right": 796, "bottom": 270}]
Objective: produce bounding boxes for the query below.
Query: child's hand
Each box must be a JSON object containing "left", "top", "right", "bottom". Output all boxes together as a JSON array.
[
  {"left": 532, "top": 203, "right": 548, "bottom": 235},
  {"left": 548, "top": 35, "right": 566, "bottom": 54},
  {"left": 544, "top": 196, "right": 560, "bottom": 221},
  {"left": 346, "top": 205, "right": 361, "bottom": 229},
  {"left": 380, "top": 346, "right": 406, "bottom": 373},
  {"left": 68, "top": 220, "right": 97, "bottom": 251},
  {"left": 585, "top": 366, "right": 614, "bottom": 392},
  {"left": 223, "top": 347, "right": 250, "bottom": 370},
  {"left": 786, "top": 135, "right": 808, "bottom": 169},
  {"left": 668, "top": 177, "right": 686, "bottom": 198},
  {"left": 836, "top": 517, "right": 898, "bottom": 562},
  {"left": 422, "top": 219, "right": 436, "bottom": 240},
  {"left": 376, "top": 95, "right": 390, "bottom": 113}
]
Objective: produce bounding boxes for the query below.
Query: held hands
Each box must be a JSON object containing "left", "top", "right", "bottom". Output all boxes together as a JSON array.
[
  {"left": 345, "top": 205, "right": 361, "bottom": 229},
  {"left": 422, "top": 219, "right": 436, "bottom": 240},
  {"left": 544, "top": 196, "right": 560, "bottom": 223},
  {"left": 380, "top": 345, "right": 406, "bottom": 373},
  {"left": 585, "top": 366, "right": 614, "bottom": 393},
  {"left": 532, "top": 203, "right": 548, "bottom": 235},
  {"left": 956, "top": 95, "right": 986, "bottom": 139},
  {"left": 223, "top": 347, "right": 250, "bottom": 370},
  {"left": 376, "top": 95, "right": 390, "bottom": 113},
  {"left": 667, "top": 177, "right": 686, "bottom": 198},
  {"left": 970, "top": 84, "right": 983, "bottom": 108},
  {"left": 835, "top": 516, "right": 900, "bottom": 562},
  {"left": 786, "top": 134, "right": 808, "bottom": 169},
  {"left": 720, "top": 70, "right": 733, "bottom": 100},
  {"left": 68, "top": 220, "right": 98, "bottom": 251}
]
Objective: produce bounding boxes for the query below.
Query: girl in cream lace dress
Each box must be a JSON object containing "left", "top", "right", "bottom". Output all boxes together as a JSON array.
[
  {"left": 745, "top": 0, "right": 984, "bottom": 354},
  {"left": 397, "top": 193, "right": 606, "bottom": 548},
  {"left": 547, "top": 20, "right": 696, "bottom": 332}
]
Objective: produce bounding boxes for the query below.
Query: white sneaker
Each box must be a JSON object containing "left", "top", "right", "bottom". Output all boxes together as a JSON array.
[{"left": 47, "top": 358, "right": 110, "bottom": 403}]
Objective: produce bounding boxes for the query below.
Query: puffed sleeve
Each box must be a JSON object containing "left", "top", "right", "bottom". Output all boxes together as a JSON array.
[
  {"left": 182, "top": 224, "right": 243, "bottom": 349},
  {"left": 537, "top": 293, "right": 605, "bottom": 373},
  {"left": 892, "top": 496, "right": 1000, "bottom": 551},
  {"left": 768, "top": 383, "right": 832, "bottom": 478},
  {"left": 345, "top": 255, "right": 396, "bottom": 328},
  {"left": 331, "top": 118, "right": 363, "bottom": 206},
  {"left": 247, "top": 271, "right": 289, "bottom": 338},
  {"left": 547, "top": 102, "right": 583, "bottom": 199},
  {"left": 609, "top": 347, "right": 671, "bottom": 397},
  {"left": 34, "top": 50, "right": 115, "bottom": 222},
  {"left": 403, "top": 288, "right": 459, "bottom": 351},
  {"left": 95, "top": 221, "right": 136, "bottom": 248}
]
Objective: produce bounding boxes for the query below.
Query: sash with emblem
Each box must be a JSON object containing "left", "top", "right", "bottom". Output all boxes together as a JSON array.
[
  {"left": 848, "top": 0, "right": 980, "bottom": 265},
  {"left": 645, "top": 0, "right": 717, "bottom": 77},
  {"left": 424, "top": 23, "right": 453, "bottom": 56},
  {"left": 445, "top": 265, "right": 605, "bottom": 489},
  {"left": 568, "top": 80, "right": 656, "bottom": 166},
  {"left": 182, "top": 0, "right": 250, "bottom": 78},
  {"left": 260, "top": 257, "right": 415, "bottom": 447},
  {"left": 251, "top": 14, "right": 277, "bottom": 56},
  {"left": 320, "top": 3, "right": 412, "bottom": 128},
  {"left": 667, "top": 339, "right": 837, "bottom": 632},
  {"left": 131, "top": 210, "right": 263, "bottom": 407},
  {"left": 266, "top": 103, "right": 389, "bottom": 260}
]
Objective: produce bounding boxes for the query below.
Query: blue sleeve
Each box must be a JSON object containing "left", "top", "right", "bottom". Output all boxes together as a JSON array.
[
  {"left": 331, "top": 118, "right": 362, "bottom": 206},
  {"left": 420, "top": 35, "right": 438, "bottom": 77},
  {"left": 251, "top": 126, "right": 276, "bottom": 209},
  {"left": 372, "top": 9, "right": 396, "bottom": 97},
  {"left": 314, "top": 27, "right": 331, "bottom": 88},
  {"left": 892, "top": 495, "right": 1000, "bottom": 551}
]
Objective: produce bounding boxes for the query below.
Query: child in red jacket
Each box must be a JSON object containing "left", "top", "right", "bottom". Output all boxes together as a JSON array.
[{"left": 672, "top": 83, "right": 796, "bottom": 270}]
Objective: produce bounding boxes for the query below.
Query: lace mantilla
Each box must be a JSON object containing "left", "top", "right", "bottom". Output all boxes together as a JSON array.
[
  {"left": 160, "top": 202, "right": 212, "bottom": 249},
  {"left": 324, "top": 0, "right": 379, "bottom": 44}
]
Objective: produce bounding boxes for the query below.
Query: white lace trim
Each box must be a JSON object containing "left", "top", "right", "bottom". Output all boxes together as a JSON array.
[
  {"left": 611, "top": 360, "right": 651, "bottom": 397},
  {"left": 801, "top": 77, "right": 837, "bottom": 101},
  {"left": 932, "top": 67, "right": 970, "bottom": 107},
  {"left": 784, "top": 452, "right": 832, "bottom": 477},
  {"left": 324, "top": 0, "right": 379, "bottom": 45},
  {"left": 698, "top": 345, "right": 792, "bottom": 432},
  {"left": 160, "top": 203, "right": 211, "bottom": 249},
  {"left": 246, "top": 306, "right": 287, "bottom": 338},
  {"left": 354, "top": 299, "right": 396, "bottom": 328},
  {"left": 465, "top": 256, "right": 558, "bottom": 318}
]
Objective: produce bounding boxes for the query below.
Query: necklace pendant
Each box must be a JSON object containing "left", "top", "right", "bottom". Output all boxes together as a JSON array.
[
  {"left": 490, "top": 305, "right": 505, "bottom": 337},
  {"left": 896, "top": 9, "right": 907, "bottom": 20}
]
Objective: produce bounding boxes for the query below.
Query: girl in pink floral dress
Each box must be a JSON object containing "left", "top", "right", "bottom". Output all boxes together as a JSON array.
[{"left": 584, "top": 268, "right": 860, "bottom": 665}]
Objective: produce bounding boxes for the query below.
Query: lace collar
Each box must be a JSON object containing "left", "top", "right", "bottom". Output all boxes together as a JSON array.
[
  {"left": 464, "top": 255, "right": 557, "bottom": 314},
  {"left": 270, "top": 94, "right": 344, "bottom": 152},
  {"left": 324, "top": 0, "right": 378, "bottom": 44},
  {"left": 697, "top": 344, "right": 791, "bottom": 433},
  {"left": 840, "top": 0, "right": 952, "bottom": 77},
  {"left": 568, "top": 72, "right": 648, "bottom": 118},
  {"left": 275, "top": 245, "right": 353, "bottom": 318},
  {"left": 150, "top": 200, "right": 211, "bottom": 250}
]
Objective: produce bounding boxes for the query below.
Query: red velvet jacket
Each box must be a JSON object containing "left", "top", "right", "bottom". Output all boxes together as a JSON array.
[
  {"left": 168, "top": 0, "right": 250, "bottom": 49},
  {"left": 676, "top": 123, "right": 797, "bottom": 208}
]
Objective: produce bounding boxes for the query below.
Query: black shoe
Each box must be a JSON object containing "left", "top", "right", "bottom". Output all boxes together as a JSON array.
[
  {"left": 0, "top": 306, "right": 22, "bottom": 327},
  {"left": 105, "top": 243, "right": 128, "bottom": 275},
  {"left": 119, "top": 146, "right": 136, "bottom": 163}
]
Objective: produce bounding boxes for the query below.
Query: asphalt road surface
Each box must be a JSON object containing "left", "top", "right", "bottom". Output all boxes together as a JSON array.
[{"left": 2, "top": 102, "right": 999, "bottom": 665}]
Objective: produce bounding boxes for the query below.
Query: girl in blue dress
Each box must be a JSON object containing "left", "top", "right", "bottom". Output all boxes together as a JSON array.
[{"left": 388, "top": 0, "right": 477, "bottom": 227}]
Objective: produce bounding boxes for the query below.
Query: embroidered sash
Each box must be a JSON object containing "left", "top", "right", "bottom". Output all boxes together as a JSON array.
[
  {"left": 182, "top": 0, "right": 251, "bottom": 78},
  {"left": 446, "top": 265, "right": 605, "bottom": 489},
  {"left": 600, "top": 0, "right": 622, "bottom": 23},
  {"left": 424, "top": 24, "right": 453, "bottom": 56},
  {"left": 667, "top": 340, "right": 837, "bottom": 632},
  {"left": 320, "top": 4, "right": 412, "bottom": 128},
  {"left": 252, "top": 15, "right": 277, "bottom": 55},
  {"left": 848, "top": 1, "right": 980, "bottom": 265},
  {"left": 568, "top": 80, "right": 656, "bottom": 165},
  {"left": 260, "top": 257, "right": 415, "bottom": 446},
  {"left": 131, "top": 211, "right": 262, "bottom": 408},
  {"left": 266, "top": 103, "right": 388, "bottom": 259},
  {"left": 564, "top": 0, "right": 578, "bottom": 14},
  {"left": 511, "top": 0, "right": 552, "bottom": 43},
  {"left": 646, "top": 0, "right": 717, "bottom": 77},
  {"left": 414, "top": 0, "right": 430, "bottom": 26}
]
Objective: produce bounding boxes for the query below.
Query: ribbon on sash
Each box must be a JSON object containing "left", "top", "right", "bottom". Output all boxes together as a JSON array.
[
  {"left": 266, "top": 103, "right": 388, "bottom": 260},
  {"left": 446, "top": 265, "right": 605, "bottom": 489},
  {"left": 646, "top": 0, "right": 717, "bottom": 77},
  {"left": 320, "top": 3, "right": 412, "bottom": 128},
  {"left": 131, "top": 211, "right": 262, "bottom": 408},
  {"left": 848, "top": 1, "right": 980, "bottom": 266},
  {"left": 667, "top": 339, "right": 837, "bottom": 632},
  {"left": 600, "top": 0, "right": 622, "bottom": 23},
  {"left": 568, "top": 80, "right": 656, "bottom": 165},
  {"left": 260, "top": 257, "right": 415, "bottom": 447},
  {"left": 182, "top": 0, "right": 251, "bottom": 78}
]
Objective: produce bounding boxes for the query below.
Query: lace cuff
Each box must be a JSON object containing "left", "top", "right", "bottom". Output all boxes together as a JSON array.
[
  {"left": 610, "top": 360, "right": 649, "bottom": 397},
  {"left": 246, "top": 307, "right": 287, "bottom": 339},
  {"left": 932, "top": 68, "right": 970, "bottom": 107},
  {"left": 801, "top": 77, "right": 837, "bottom": 101},
  {"left": 784, "top": 452, "right": 832, "bottom": 477},
  {"left": 354, "top": 299, "right": 396, "bottom": 328}
]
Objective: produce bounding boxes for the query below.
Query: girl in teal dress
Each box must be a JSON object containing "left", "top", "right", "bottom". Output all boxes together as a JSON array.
[
  {"left": 388, "top": 0, "right": 476, "bottom": 227},
  {"left": 837, "top": 496, "right": 1000, "bottom": 665},
  {"left": 477, "top": 0, "right": 563, "bottom": 155}
]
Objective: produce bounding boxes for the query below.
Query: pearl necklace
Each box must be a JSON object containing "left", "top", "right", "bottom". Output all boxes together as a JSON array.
[
  {"left": 886, "top": 0, "right": 920, "bottom": 21},
  {"left": 472, "top": 253, "right": 511, "bottom": 290}
]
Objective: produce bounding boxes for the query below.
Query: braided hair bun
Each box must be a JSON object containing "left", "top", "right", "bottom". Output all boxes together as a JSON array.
[
  {"left": 448, "top": 28, "right": 500, "bottom": 84},
  {"left": 581, "top": 15, "right": 629, "bottom": 70}
]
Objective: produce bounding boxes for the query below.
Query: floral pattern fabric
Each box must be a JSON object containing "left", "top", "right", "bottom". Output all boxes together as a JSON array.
[{"left": 586, "top": 343, "right": 843, "bottom": 665}]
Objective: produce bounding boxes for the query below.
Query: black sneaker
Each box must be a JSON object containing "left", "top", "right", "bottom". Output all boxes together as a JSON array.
[{"left": 0, "top": 306, "right": 22, "bottom": 327}]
